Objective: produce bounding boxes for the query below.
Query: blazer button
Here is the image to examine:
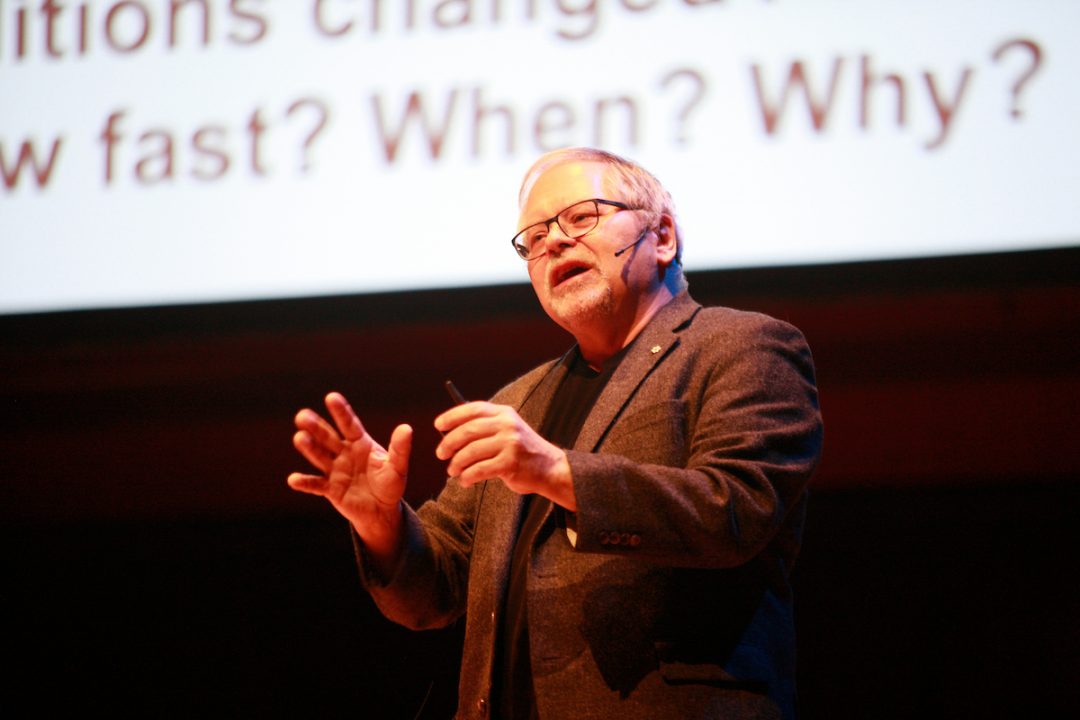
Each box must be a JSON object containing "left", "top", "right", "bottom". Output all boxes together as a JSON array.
[
  {"left": 609, "top": 533, "right": 621, "bottom": 546},
  {"left": 629, "top": 534, "right": 641, "bottom": 547},
  {"left": 620, "top": 532, "right": 631, "bottom": 545},
  {"left": 599, "top": 531, "right": 610, "bottom": 545}
]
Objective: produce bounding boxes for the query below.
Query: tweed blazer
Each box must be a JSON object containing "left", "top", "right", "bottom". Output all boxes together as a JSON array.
[{"left": 360, "top": 292, "right": 823, "bottom": 719}]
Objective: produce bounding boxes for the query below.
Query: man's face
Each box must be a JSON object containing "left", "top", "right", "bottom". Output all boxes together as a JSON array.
[{"left": 519, "top": 161, "right": 657, "bottom": 336}]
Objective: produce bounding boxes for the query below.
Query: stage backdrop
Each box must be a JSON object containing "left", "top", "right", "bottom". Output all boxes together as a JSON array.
[{"left": 3, "top": 0, "right": 1079, "bottom": 314}]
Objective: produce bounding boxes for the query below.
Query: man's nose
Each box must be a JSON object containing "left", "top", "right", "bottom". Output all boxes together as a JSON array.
[{"left": 542, "top": 221, "right": 577, "bottom": 254}]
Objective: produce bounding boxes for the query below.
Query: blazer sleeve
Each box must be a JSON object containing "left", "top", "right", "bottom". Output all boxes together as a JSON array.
[
  {"left": 567, "top": 312, "right": 823, "bottom": 569},
  {"left": 353, "top": 361, "right": 557, "bottom": 630},
  {"left": 353, "top": 476, "right": 478, "bottom": 631}
]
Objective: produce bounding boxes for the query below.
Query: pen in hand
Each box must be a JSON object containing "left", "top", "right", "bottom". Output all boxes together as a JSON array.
[
  {"left": 444, "top": 380, "right": 489, "bottom": 504},
  {"left": 438, "top": 380, "right": 468, "bottom": 439},
  {"left": 444, "top": 380, "right": 467, "bottom": 406}
]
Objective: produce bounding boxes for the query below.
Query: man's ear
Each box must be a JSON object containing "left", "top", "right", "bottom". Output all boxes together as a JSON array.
[{"left": 655, "top": 213, "right": 678, "bottom": 267}]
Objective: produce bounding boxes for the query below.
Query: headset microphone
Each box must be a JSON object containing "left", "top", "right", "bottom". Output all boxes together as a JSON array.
[{"left": 613, "top": 227, "right": 650, "bottom": 257}]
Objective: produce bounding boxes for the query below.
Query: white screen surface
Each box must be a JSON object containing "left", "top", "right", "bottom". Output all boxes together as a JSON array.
[{"left": 3, "top": 0, "right": 1078, "bottom": 314}]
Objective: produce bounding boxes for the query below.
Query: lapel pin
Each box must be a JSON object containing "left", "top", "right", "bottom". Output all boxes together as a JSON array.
[{"left": 650, "top": 345, "right": 661, "bottom": 354}]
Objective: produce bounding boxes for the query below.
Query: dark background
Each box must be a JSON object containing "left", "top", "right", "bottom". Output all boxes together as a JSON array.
[{"left": 3, "top": 247, "right": 1078, "bottom": 718}]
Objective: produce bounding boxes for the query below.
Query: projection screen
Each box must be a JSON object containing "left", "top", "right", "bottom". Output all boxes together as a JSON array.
[{"left": 3, "top": 0, "right": 1078, "bottom": 314}]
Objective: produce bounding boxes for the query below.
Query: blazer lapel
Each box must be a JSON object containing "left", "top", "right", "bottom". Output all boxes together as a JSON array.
[
  {"left": 487, "top": 294, "right": 699, "bottom": 546},
  {"left": 516, "top": 348, "right": 574, "bottom": 430},
  {"left": 574, "top": 293, "right": 701, "bottom": 453},
  {"left": 478, "top": 350, "right": 574, "bottom": 590}
]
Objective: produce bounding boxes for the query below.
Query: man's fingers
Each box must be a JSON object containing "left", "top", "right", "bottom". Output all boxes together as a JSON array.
[
  {"left": 287, "top": 472, "right": 329, "bottom": 496},
  {"left": 446, "top": 436, "right": 502, "bottom": 479},
  {"left": 436, "top": 415, "right": 502, "bottom": 460},
  {"left": 434, "top": 401, "right": 496, "bottom": 434},
  {"left": 386, "top": 424, "right": 413, "bottom": 480},
  {"left": 295, "top": 408, "right": 345, "bottom": 455},
  {"left": 458, "top": 457, "right": 503, "bottom": 488},
  {"left": 326, "top": 392, "right": 367, "bottom": 442},
  {"left": 293, "top": 431, "right": 336, "bottom": 474}
]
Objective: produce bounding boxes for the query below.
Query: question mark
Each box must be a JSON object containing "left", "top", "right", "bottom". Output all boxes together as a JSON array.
[
  {"left": 660, "top": 68, "right": 706, "bottom": 146},
  {"left": 286, "top": 98, "right": 329, "bottom": 172},
  {"left": 991, "top": 38, "right": 1043, "bottom": 120}
]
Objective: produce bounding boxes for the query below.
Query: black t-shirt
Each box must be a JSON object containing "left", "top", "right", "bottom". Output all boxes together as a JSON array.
[{"left": 496, "top": 345, "right": 630, "bottom": 719}]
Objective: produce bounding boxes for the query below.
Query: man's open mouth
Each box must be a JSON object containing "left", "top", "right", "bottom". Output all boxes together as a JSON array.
[{"left": 552, "top": 262, "right": 590, "bottom": 287}]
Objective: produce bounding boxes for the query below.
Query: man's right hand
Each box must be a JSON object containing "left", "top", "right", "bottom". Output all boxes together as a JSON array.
[{"left": 288, "top": 392, "right": 412, "bottom": 576}]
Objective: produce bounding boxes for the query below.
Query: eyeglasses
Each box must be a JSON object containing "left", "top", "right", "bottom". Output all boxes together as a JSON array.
[{"left": 510, "top": 198, "right": 636, "bottom": 261}]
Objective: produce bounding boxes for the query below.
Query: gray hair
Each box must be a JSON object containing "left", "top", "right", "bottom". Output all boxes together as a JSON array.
[{"left": 518, "top": 148, "right": 685, "bottom": 271}]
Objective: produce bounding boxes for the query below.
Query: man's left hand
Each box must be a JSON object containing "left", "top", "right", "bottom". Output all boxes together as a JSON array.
[{"left": 435, "top": 401, "right": 577, "bottom": 511}]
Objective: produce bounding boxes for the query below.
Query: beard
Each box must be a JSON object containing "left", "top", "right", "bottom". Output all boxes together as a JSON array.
[{"left": 545, "top": 271, "right": 615, "bottom": 330}]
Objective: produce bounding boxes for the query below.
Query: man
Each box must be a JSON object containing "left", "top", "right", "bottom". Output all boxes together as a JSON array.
[{"left": 288, "top": 148, "right": 823, "bottom": 719}]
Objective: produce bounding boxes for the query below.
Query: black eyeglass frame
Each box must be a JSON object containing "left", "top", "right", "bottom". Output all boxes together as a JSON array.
[{"left": 510, "top": 198, "right": 635, "bottom": 261}]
